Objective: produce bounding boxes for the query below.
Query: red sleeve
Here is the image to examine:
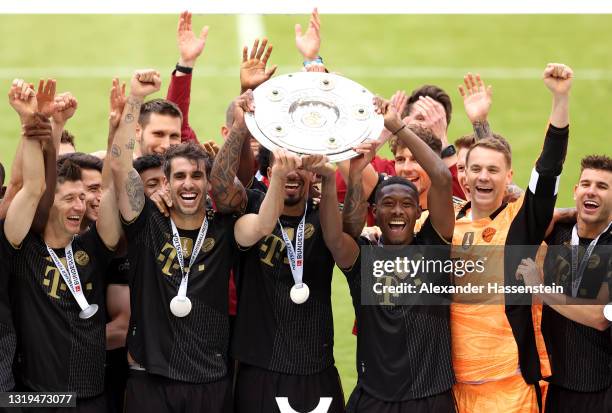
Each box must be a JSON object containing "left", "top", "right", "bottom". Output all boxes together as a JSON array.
[
  {"left": 167, "top": 70, "right": 198, "bottom": 143},
  {"left": 448, "top": 163, "right": 466, "bottom": 200}
]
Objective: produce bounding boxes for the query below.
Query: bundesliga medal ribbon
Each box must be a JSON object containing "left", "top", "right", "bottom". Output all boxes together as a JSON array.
[
  {"left": 46, "top": 239, "right": 98, "bottom": 319},
  {"left": 570, "top": 221, "right": 612, "bottom": 298},
  {"left": 278, "top": 203, "right": 309, "bottom": 304},
  {"left": 169, "top": 217, "right": 208, "bottom": 317}
]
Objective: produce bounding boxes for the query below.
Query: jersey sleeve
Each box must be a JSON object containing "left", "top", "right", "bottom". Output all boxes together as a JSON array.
[
  {"left": 121, "top": 196, "right": 155, "bottom": 241},
  {"left": 166, "top": 70, "right": 198, "bottom": 143},
  {"left": 415, "top": 217, "right": 451, "bottom": 246},
  {"left": 245, "top": 188, "right": 265, "bottom": 214},
  {"left": 508, "top": 124, "right": 569, "bottom": 245},
  {"left": 79, "top": 225, "right": 116, "bottom": 270}
]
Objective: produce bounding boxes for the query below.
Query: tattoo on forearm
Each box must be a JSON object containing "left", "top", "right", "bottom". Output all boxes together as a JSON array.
[
  {"left": 111, "top": 144, "right": 121, "bottom": 158},
  {"left": 126, "top": 97, "right": 141, "bottom": 113},
  {"left": 343, "top": 176, "right": 368, "bottom": 238},
  {"left": 210, "top": 128, "right": 247, "bottom": 212},
  {"left": 472, "top": 120, "right": 492, "bottom": 140},
  {"left": 125, "top": 138, "right": 135, "bottom": 150},
  {"left": 125, "top": 113, "right": 134, "bottom": 123},
  {"left": 126, "top": 169, "right": 145, "bottom": 213}
]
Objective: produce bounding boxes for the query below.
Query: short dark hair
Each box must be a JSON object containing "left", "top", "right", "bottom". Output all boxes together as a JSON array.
[
  {"left": 139, "top": 99, "right": 183, "bottom": 128},
  {"left": 257, "top": 146, "right": 272, "bottom": 177},
  {"left": 466, "top": 136, "right": 512, "bottom": 168},
  {"left": 163, "top": 142, "right": 211, "bottom": 179},
  {"left": 374, "top": 176, "right": 419, "bottom": 203},
  {"left": 404, "top": 85, "right": 452, "bottom": 125},
  {"left": 580, "top": 155, "right": 612, "bottom": 173},
  {"left": 58, "top": 152, "right": 103, "bottom": 172},
  {"left": 389, "top": 124, "right": 442, "bottom": 156},
  {"left": 455, "top": 134, "right": 476, "bottom": 151},
  {"left": 134, "top": 154, "right": 163, "bottom": 174},
  {"left": 60, "top": 130, "right": 76, "bottom": 148},
  {"left": 57, "top": 159, "right": 82, "bottom": 185}
]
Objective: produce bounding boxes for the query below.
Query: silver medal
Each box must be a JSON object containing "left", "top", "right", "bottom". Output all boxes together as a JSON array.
[
  {"left": 170, "top": 296, "right": 193, "bottom": 318},
  {"left": 79, "top": 304, "right": 99, "bottom": 319},
  {"left": 290, "top": 283, "right": 310, "bottom": 305}
]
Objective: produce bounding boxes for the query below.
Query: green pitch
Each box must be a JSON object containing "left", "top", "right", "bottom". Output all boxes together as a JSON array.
[{"left": 1, "top": 13, "right": 611, "bottom": 394}]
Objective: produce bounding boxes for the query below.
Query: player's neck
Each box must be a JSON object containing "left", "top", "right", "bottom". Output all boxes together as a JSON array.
[
  {"left": 471, "top": 202, "right": 502, "bottom": 221},
  {"left": 282, "top": 200, "right": 306, "bottom": 217},
  {"left": 43, "top": 223, "right": 74, "bottom": 249},
  {"left": 419, "top": 192, "right": 428, "bottom": 210},
  {"left": 170, "top": 208, "right": 206, "bottom": 230},
  {"left": 576, "top": 217, "right": 611, "bottom": 239}
]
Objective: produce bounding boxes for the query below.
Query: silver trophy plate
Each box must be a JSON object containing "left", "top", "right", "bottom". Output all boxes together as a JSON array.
[{"left": 245, "top": 72, "right": 383, "bottom": 162}]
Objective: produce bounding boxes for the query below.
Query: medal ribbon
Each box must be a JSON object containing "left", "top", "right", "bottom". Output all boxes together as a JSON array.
[
  {"left": 170, "top": 217, "right": 209, "bottom": 300},
  {"left": 570, "top": 221, "right": 612, "bottom": 298},
  {"left": 46, "top": 239, "right": 91, "bottom": 311},
  {"left": 278, "top": 203, "right": 307, "bottom": 289}
]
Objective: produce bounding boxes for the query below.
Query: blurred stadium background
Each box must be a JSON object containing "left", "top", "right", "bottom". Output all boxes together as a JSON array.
[{"left": 1, "top": 13, "right": 611, "bottom": 392}]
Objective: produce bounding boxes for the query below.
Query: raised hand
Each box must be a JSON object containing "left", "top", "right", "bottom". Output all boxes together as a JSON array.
[
  {"left": 390, "top": 90, "right": 408, "bottom": 118},
  {"left": 301, "top": 154, "right": 334, "bottom": 178},
  {"left": 240, "top": 38, "right": 277, "bottom": 92},
  {"left": 411, "top": 96, "right": 448, "bottom": 142},
  {"left": 543, "top": 63, "right": 573, "bottom": 96},
  {"left": 109, "top": 78, "right": 127, "bottom": 129},
  {"left": 130, "top": 69, "right": 161, "bottom": 98},
  {"left": 458, "top": 73, "right": 492, "bottom": 123},
  {"left": 295, "top": 8, "right": 321, "bottom": 60},
  {"left": 177, "top": 11, "right": 209, "bottom": 68},
  {"left": 36, "top": 79, "right": 57, "bottom": 118},
  {"left": 8, "top": 79, "right": 37, "bottom": 121},
  {"left": 373, "top": 96, "right": 403, "bottom": 133},
  {"left": 232, "top": 89, "right": 255, "bottom": 132},
  {"left": 271, "top": 149, "right": 302, "bottom": 179},
  {"left": 349, "top": 140, "right": 377, "bottom": 174},
  {"left": 52, "top": 92, "right": 78, "bottom": 125},
  {"left": 201, "top": 140, "right": 220, "bottom": 159}
]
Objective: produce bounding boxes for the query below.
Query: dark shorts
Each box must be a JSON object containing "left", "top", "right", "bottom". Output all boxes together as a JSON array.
[
  {"left": 234, "top": 363, "right": 345, "bottom": 413},
  {"left": 545, "top": 383, "right": 609, "bottom": 413},
  {"left": 104, "top": 347, "right": 128, "bottom": 413},
  {"left": 124, "top": 370, "right": 232, "bottom": 413},
  {"left": 346, "top": 387, "right": 456, "bottom": 413}
]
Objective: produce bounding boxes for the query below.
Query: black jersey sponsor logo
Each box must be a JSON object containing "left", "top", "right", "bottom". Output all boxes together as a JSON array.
[
  {"left": 304, "top": 223, "right": 315, "bottom": 239},
  {"left": 260, "top": 234, "right": 288, "bottom": 267},
  {"left": 462, "top": 232, "right": 474, "bottom": 248},
  {"left": 43, "top": 256, "right": 93, "bottom": 299},
  {"left": 202, "top": 237, "right": 215, "bottom": 253},
  {"left": 74, "top": 250, "right": 90, "bottom": 266}
]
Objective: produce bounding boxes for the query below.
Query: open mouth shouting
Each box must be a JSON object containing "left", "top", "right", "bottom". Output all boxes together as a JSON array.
[
  {"left": 284, "top": 181, "right": 302, "bottom": 197},
  {"left": 475, "top": 185, "right": 494, "bottom": 196},
  {"left": 387, "top": 218, "right": 407, "bottom": 234},
  {"left": 582, "top": 199, "right": 600, "bottom": 214},
  {"left": 179, "top": 191, "right": 199, "bottom": 207}
]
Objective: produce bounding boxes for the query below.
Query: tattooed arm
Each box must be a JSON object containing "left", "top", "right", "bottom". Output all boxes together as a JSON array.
[
  {"left": 110, "top": 70, "right": 161, "bottom": 223},
  {"left": 459, "top": 73, "right": 493, "bottom": 140},
  {"left": 342, "top": 142, "right": 377, "bottom": 238},
  {"left": 210, "top": 91, "right": 253, "bottom": 214}
]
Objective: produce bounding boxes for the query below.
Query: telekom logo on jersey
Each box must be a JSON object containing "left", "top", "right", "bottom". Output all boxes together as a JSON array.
[{"left": 275, "top": 397, "right": 332, "bottom": 413}]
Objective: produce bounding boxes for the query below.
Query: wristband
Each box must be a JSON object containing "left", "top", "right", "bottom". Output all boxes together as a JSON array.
[
  {"left": 303, "top": 56, "right": 324, "bottom": 67},
  {"left": 175, "top": 63, "right": 193, "bottom": 75},
  {"left": 391, "top": 124, "right": 406, "bottom": 136},
  {"left": 441, "top": 144, "right": 457, "bottom": 159}
]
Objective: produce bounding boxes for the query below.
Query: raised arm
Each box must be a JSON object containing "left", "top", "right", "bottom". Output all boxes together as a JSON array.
[
  {"left": 303, "top": 155, "right": 359, "bottom": 268},
  {"left": 342, "top": 142, "right": 378, "bottom": 238},
  {"left": 210, "top": 91, "right": 254, "bottom": 214},
  {"left": 544, "top": 63, "right": 571, "bottom": 128},
  {"left": 95, "top": 79, "right": 126, "bottom": 250},
  {"left": 110, "top": 70, "right": 161, "bottom": 222},
  {"left": 31, "top": 90, "right": 78, "bottom": 233},
  {"left": 234, "top": 149, "right": 300, "bottom": 247},
  {"left": 5, "top": 112, "right": 50, "bottom": 246},
  {"left": 459, "top": 73, "right": 493, "bottom": 140},
  {"left": 167, "top": 11, "right": 209, "bottom": 142},
  {"left": 375, "top": 97, "right": 454, "bottom": 240}
]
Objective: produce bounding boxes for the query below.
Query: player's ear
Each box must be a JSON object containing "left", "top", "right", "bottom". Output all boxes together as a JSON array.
[
  {"left": 506, "top": 168, "right": 514, "bottom": 185},
  {"left": 573, "top": 183, "right": 578, "bottom": 200},
  {"left": 220, "top": 125, "right": 230, "bottom": 140},
  {"left": 135, "top": 123, "right": 143, "bottom": 144},
  {"left": 267, "top": 166, "right": 272, "bottom": 181},
  {"left": 416, "top": 205, "right": 422, "bottom": 221}
]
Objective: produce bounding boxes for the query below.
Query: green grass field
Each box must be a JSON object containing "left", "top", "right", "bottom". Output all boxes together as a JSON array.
[{"left": 1, "top": 14, "right": 611, "bottom": 395}]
